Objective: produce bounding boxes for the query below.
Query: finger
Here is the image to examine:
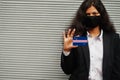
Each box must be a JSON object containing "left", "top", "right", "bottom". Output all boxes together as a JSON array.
[
  {"left": 67, "top": 29, "right": 71, "bottom": 38},
  {"left": 63, "top": 32, "right": 66, "bottom": 39},
  {"left": 72, "top": 46, "right": 78, "bottom": 48},
  {"left": 70, "top": 28, "right": 76, "bottom": 37},
  {"left": 76, "top": 35, "right": 80, "bottom": 37}
]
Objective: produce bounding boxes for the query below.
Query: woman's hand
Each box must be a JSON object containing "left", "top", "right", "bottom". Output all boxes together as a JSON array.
[{"left": 63, "top": 29, "right": 78, "bottom": 52}]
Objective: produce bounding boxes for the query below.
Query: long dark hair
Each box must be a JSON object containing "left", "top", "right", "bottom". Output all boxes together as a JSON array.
[{"left": 69, "top": 0, "right": 115, "bottom": 36}]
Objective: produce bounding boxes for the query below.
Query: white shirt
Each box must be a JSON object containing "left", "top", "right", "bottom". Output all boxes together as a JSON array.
[
  {"left": 63, "top": 30, "right": 103, "bottom": 80},
  {"left": 88, "top": 30, "right": 103, "bottom": 80}
]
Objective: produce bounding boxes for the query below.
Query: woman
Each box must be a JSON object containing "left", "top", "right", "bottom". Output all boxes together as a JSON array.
[{"left": 61, "top": 0, "right": 120, "bottom": 80}]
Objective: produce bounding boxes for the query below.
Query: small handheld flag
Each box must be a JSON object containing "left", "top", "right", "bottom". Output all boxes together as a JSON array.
[{"left": 73, "top": 36, "right": 88, "bottom": 46}]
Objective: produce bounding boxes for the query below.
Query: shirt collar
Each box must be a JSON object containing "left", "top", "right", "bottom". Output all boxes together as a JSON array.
[{"left": 87, "top": 29, "right": 103, "bottom": 41}]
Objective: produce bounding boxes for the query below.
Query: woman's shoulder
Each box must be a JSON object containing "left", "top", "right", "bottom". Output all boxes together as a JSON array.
[
  {"left": 110, "top": 32, "right": 120, "bottom": 41},
  {"left": 104, "top": 31, "right": 119, "bottom": 38},
  {"left": 113, "top": 32, "right": 119, "bottom": 38}
]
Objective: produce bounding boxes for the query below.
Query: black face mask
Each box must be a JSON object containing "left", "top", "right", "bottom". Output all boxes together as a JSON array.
[{"left": 83, "top": 16, "right": 101, "bottom": 30}]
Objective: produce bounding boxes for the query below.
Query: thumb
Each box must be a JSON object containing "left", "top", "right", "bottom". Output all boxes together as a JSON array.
[{"left": 72, "top": 46, "right": 78, "bottom": 48}]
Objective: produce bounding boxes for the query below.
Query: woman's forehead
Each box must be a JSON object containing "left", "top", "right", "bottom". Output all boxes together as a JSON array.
[{"left": 86, "top": 5, "right": 99, "bottom": 13}]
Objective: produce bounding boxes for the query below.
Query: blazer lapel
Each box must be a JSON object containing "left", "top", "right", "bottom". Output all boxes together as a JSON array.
[
  {"left": 82, "top": 44, "right": 90, "bottom": 73},
  {"left": 102, "top": 32, "right": 113, "bottom": 78}
]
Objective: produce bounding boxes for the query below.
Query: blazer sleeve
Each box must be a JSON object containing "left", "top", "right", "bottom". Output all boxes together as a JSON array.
[
  {"left": 61, "top": 48, "right": 77, "bottom": 75},
  {"left": 112, "top": 33, "right": 120, "bottom": 80}
]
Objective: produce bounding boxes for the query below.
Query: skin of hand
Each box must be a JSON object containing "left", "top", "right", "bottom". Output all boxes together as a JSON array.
[{"left": 63, "top": 29, "right": 78, "bottom": 52}]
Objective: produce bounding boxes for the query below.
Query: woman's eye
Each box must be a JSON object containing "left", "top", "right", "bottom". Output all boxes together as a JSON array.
[
  {"left": 93, "top": 12, "right": 98, "bottom": 15},
  {"left": 86, "top": 13, "right": 90, "bottom": 16},
  {"left": 86, "top": 12, "right": 99, "bottom": 16}
]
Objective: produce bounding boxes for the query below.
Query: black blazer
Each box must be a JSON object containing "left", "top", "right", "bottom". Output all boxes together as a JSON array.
[{"left": 61, "top": 32, "right": 120, "bottom": 80}]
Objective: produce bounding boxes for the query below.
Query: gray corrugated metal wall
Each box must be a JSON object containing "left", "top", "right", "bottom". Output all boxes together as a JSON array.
[{"left": 0, "top": 0, "right": 120, "bottom": 80}]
